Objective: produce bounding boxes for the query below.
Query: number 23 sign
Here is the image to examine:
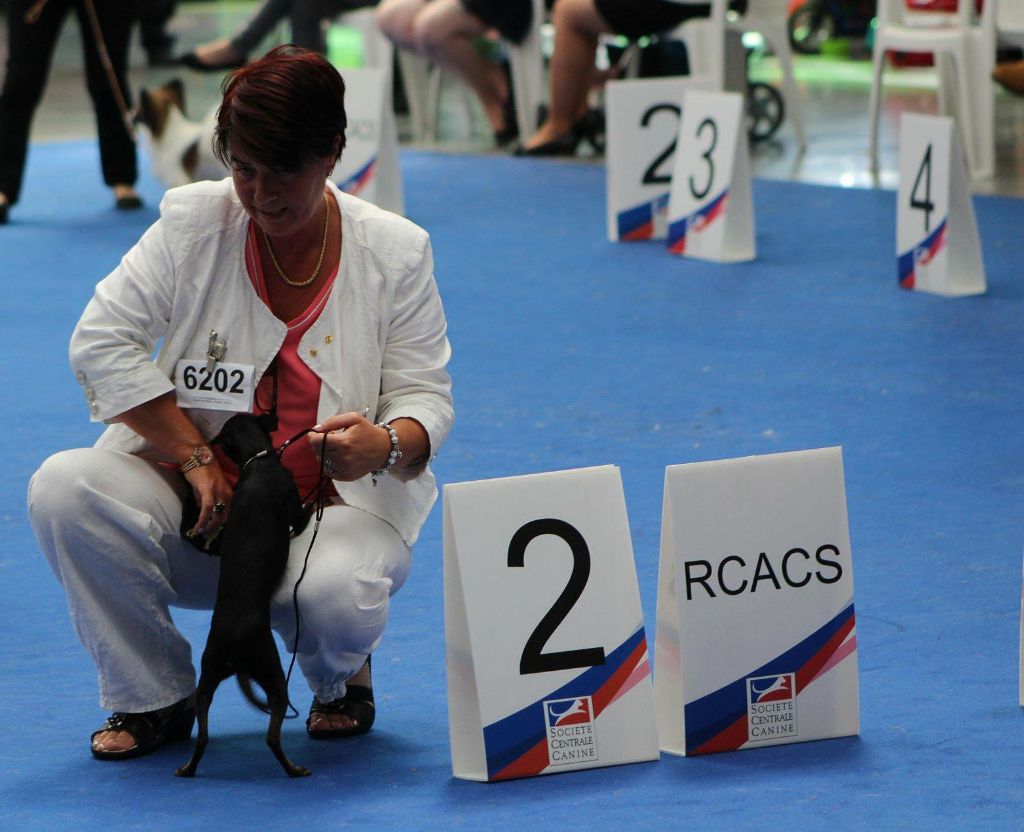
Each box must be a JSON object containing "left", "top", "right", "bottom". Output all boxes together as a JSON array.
[
  {"left": 444, "top": 466, "right": 659, "bottom": 781},
  {"left": 605, "top": 76, "right": 711, "bottom": 242}
]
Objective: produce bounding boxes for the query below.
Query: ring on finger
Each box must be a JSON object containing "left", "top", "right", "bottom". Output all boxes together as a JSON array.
[{"left": 213, "top": 501, "right": 227, "bottom": 514}]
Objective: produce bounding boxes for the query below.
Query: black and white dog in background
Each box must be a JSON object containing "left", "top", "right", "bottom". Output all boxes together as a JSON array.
[{"left": 135, "top": 79, "right": 226, "bottom": 187}]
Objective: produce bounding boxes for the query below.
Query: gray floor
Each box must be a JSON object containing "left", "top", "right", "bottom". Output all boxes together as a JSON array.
[{"left": 3, "top": 2, "right": 1024, "bottom": 197}]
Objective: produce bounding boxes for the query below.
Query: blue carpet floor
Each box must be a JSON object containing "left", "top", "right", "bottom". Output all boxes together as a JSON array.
[{"left": 2, "top": 141, "right": 1023, "bottom": 829}]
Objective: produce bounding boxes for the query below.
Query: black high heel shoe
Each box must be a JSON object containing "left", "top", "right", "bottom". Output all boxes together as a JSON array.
[
  {"left": 512, "top": 130, "right": 581, "bottom": 157},
  {"left": 494, "top": 94, "right": 519, "bottom": 148},
  {"left": 575, "top": 108, "right": 606, "bottom": 154},
  {"left": 514, "top": 106, "right": 606, "bottom": 158},
  {"left": 178, "top": 50, "right": 245, "bottom": 72}
]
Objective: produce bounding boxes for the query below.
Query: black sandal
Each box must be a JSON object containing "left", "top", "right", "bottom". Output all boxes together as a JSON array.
[
  {"left": 90, "top": 697, "right": 195, "bottom": 760},
  {"left": 306, "top": 659, "right": 375, "bottom": 739}
]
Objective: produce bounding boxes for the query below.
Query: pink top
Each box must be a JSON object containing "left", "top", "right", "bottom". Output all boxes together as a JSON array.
[{"left": 214, "top": 218, "right": 339, "bottom": 502}]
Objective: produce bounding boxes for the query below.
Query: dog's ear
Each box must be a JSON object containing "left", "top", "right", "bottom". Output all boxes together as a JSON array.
[
  {"left": 167, "top": 78, "right": 187, "bottom": 114},
  {"left": 134, "top": 88, "right": 151, "bottom": 126},
  {"left": 257, "top": 412, "right": 279, "bottom": 436}
]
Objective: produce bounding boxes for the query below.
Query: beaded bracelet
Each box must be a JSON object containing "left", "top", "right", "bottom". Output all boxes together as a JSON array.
[{"left": 372, "top": 422, "right": 402, "bottom": 486}]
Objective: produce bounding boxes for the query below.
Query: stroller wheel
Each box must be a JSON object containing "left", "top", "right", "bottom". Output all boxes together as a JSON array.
[
  {"left": 788, "top": 3, "right": 834, "bottom": 55},
  {"left": 746, "top": 82, "right": 784, "bottom": 144}
]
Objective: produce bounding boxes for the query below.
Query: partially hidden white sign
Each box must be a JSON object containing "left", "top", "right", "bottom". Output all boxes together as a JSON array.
[
  {"left": 444, "top": 465, "right": 659, "bottom": 781},
  {"left": 666, "top": 90, "right": 755, "bottom": 262},
  {"left": 333, "top": 66, "right": 405, "bottom": 215},
  {"left": 605, "top": 76, "right": 711, "bottom": 242},
  {"left": 897, "top": 112, "right": 984, "bottom": 296},
  {"left": 1019, "top": 550, "right": 1024, "bottom": 708},
  {"left": 655, "top": 447, "right": 859, "bottom": 756}
]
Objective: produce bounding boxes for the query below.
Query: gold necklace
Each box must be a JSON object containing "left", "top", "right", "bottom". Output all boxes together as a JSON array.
[{"left": 262, "top": 194, "right": 330, "bottom": 288}]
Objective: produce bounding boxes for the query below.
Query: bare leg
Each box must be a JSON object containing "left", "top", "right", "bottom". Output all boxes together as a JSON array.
[
  {"left": 521, "top": 0, "right": 609, "bottom": 150},
  {"left": 412, "top": 0, "right": 510, "bottom": 135},
  {"left": 993, "top": 59, "right": 1024, "bottom": 96},
  {"left": 376, "top": 0, "right": 430, "bottom": 50}
]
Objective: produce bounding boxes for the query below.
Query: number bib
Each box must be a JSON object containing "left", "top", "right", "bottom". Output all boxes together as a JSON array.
[{"left": 175, "top": 359, "right": 255, "bottom": 412}]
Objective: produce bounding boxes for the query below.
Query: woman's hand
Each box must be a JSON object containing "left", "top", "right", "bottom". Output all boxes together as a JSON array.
[
  {"left": 184, "top": 461, "right": 233, "bottom": 537},
  {"left": 309, "top": 412, "right": 392, "bottom": 482}
]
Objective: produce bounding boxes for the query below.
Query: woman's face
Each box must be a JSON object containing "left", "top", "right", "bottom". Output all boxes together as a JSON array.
[{"left": 229, "top": 142, "right": 333, "bottom": 239}]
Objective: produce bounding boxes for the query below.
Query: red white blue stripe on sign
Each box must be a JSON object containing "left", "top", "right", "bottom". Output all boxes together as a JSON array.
[
  {"left": 683, "top": 603, "right": 856, "bottom": 755},
  {"left": 338, "top": 156, "right": 377, "bottom": 195},
  {"left": 897, "top": 218, "right": 947, "bottom": 290},
  {"left": 667, "top": 188, "right": 729, "bottom": 255},
  {"left": 482, "top": 627, "right": 650, "bottom": 781},
  {"left": 616, "top": 194, "right": 669, "bottom": 241}
]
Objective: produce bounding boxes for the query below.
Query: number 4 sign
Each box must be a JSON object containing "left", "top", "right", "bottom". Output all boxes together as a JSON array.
[
  {"left": 444, "top": 466, "right": 659, "bottom": 781},
  {"left": 666, "top": 90, "right": 755, "bottom": 263},
  {"left": 897, "top": 113, "right": 985, "bottom": 296}
]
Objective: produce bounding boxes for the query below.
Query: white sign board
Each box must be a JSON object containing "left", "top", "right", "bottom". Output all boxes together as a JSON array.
[
  {"left": 666, "top": 90, "right": 755, "bottom": 262},
  {"left": 655, "top": 447, "right": 859, "bottom": 755},
  {"left": 444, "top": 466, "right": 659, "bottom": 781},
  {"left": 333, "top": 67, "right": 404, "bottom": 216},
  {"left": 605, "top": 76, "right": 711, "bottom": 242},
  {"left": 897, "top": 113, "right": 984, "bottom": 296}
]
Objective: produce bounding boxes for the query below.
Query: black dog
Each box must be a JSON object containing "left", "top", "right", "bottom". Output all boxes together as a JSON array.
[{"left": 176, "top": 412, "right": 312, "bottom": 778}]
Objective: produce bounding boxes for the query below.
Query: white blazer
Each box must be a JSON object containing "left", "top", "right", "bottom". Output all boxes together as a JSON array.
[{"left": 70, "top": 178, "right": 454, "bottom": 546}]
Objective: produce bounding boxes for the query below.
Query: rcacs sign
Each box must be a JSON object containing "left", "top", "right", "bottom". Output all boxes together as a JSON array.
[{"left": 654, "top": 447, "right": 860, "bottom": 756}]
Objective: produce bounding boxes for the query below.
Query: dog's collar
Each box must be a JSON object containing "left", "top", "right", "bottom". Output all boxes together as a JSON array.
[
  {"left": 240, "top": 449, "right": 272, "bottom": 472},
  {"left": 239, "top": 427, "right": 316, "bottom": 472}
]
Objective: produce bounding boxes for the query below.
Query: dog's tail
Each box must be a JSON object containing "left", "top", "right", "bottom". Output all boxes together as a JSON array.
[{"left": 236, "top": 674, "right": 272, "bottom": 714}]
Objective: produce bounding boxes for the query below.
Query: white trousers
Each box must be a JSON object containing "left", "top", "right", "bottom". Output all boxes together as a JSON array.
[{"left": 27, "top": 448, "right": 411, "bottom": 712}]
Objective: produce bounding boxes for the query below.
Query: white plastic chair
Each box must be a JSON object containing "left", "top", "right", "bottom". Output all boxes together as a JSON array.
[
  {"left": 727, "top": 0, "right": 807, "bottom": 151},
  {"left": 669, "top": 0, "right": 730, "bottom": 91},
  {"left": 996, "top": 0, "right": 1024, "bottom": 51},
  {"left": 336, "top": 7, "right": 393, "bottom": 70},
  {"left": 867, "top": 0, "right": 997, "bottom": 179},
  {"left": 507, "top": 0, "right": 547, "bottom": 136},
  {"left": 393, "top": 0, "right": 547, "bottom": 143},
  {"left": 333, "top": 8, "right": 444, "bottom": 142},
  {"left": 652, "top": 0, "right": 806, "bottom": 148}
]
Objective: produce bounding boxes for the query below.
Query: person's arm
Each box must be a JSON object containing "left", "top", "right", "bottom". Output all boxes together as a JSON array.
[
  {"left": 307, "top": 228, "right": 452, "bottom": 482},
  {"left": 113, "top": 391, "right": 233, "bottom": 535},
  {"left": 309, "top": 412, "right": 428, "bottom": 482}
]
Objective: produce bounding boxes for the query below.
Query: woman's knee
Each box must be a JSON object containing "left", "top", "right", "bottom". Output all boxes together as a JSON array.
[
  {"left": 411, "top": 0, "right": 480, "bottom": 54},
  {"left": 553, "top": 0, "right": 605, "bottom": 35},
  {"left": 28, "top": 448, "right": 184, "bottom": 546},
  {"left": 375, "top": 0, "right": 425, "bottom": 48},
  {"left": 302, "top": 564, "right": 394, "bottom": 638},
  {"left": 28, "top": 448, "right": 105, "bottom": 519}
]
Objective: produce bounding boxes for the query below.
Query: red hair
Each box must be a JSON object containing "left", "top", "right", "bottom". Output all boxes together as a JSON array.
[{"left": 213, "top": 45, "right": 347, "bottom": 171}]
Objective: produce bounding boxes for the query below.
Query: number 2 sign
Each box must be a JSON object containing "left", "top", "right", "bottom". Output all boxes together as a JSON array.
[
  {"left": 605, "top": 76, "right": 711, "bottom": 242},
  {"left": 444, "top": 466, "right": 659, "bottom": 781},
  {"left": 666, "top": 90, "right": 755, "bottom": 263},
  {"left": 897, "top": 113, "right": 985, "bottom": 297}
]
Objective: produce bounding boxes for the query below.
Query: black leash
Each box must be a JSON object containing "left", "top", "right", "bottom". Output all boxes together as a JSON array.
[{"left": 276, "top": 428, "right": 331, "bottom": 719}]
